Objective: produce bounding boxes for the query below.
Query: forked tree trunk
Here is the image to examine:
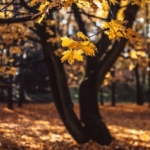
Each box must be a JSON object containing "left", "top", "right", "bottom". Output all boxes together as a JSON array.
[
  {"left": 73, "top": 4, "right": 114, "bottom": 144},
  {"left": 36, "top": 20, "right": 89, "bottom": 143}
]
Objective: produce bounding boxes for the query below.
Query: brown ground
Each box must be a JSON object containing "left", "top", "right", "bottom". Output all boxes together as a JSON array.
[{"left": 0, "top": 103, "right": 150, "bottom": 150}]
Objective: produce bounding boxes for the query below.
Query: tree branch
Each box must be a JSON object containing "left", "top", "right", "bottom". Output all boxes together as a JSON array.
[
  {"left": 0, "top": 0, "right": 16, "bottom": 12},
  {"left": 14, "top": 59, "right": 45, "bottom": 67},
  {"left": 0, "top": 15, "right": 37, "bottom": 24}
]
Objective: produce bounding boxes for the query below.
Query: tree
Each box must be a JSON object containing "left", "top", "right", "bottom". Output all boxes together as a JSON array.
[{"left": 0, "top": 0, "right": 145, "bottom": 145}]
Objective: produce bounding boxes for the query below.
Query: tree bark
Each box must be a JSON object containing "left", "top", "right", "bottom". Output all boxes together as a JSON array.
[
  {"left": 72, "top": 4, "right": 112, "bottom": 145},
  {"left": 79, "top": 3, "right": 139, "bottom": 145},
  {"left": 100, "top": 89, "right": 104, "bottom": 105},
  {"left": 7, "top": 75, "right": 13, "bottom": 109},
  {"left": 111, "top": 70, "right": 116, "bottom": 107},
  {"left": 134, "top": 63, "right": 143, "bottom": 105},
  {"left": 0, "top": 76, "right": 4, "bottom": 102},
  {"left": 36, "top": 19, "right": 89, "bottom": 143},
  {"left": 18, "top": 55, "right": 25, "bottom": 107},
  {"left": 18, "top": 69, "right": 25, "bottom": 107}
]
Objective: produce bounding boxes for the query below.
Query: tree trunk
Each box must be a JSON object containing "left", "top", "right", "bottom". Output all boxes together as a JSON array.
[
  {"left": 18, "top": 69, "right": 25, "bottom": 107},
  {"left": 72, "top": 4, "right": 112, "bottom": 145},
  {"left": 7, "top": 75, "right": 13, "bottom": 109},
  {"left": 100, "top": 89, "right": 104, "bottom": 105},
  {"left": 134, "top": 63, "right": 143, "bottom": 105},
  {"left": 18, "top": 56, "right": 25, "bottom": 107},
  {"left": 146, "top": 3, "right": 150, "bottom": 107},
  {"left": 79, "top": 79, "right": 112, "bottom": 145},
  {"left": 148, "top": 60, "right": 150, "bottom": 107},
  {"left": 0, "top": 76, "right": 4, "bottom": 102},
  {"left": 79, "top": 4, "right": 139, "bottom": 144},
  {"left": 111, "top": 69, "right": 116, "bottom": 107},
  {"left": 36, "top": 19, "right": 89, "bottom": 143}
]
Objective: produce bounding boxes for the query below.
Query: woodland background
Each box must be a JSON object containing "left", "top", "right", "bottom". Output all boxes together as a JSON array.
[{"left": 0, "top": 0, "right": 150, "bottom": 149}]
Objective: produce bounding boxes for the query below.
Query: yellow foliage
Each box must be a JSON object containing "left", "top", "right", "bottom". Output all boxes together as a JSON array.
[
  {"left": 10, "top": 47, "right": 22, "bottom": 54},
  {"left": 129, "top": 63, "right": 135, "bottom": 71},
  {"left": 131, "top": 0, "right": 146, "bottom": 6},
  {"left": 61, "top": 49, "right": 83, "bottom": 64},
  {"left": 130, "top": 50, "right": 137, "bottom": 59},
  {"left": 105, "top": 72, "right": 111, "bottom": 78},
  {"left": 6, "top": 67, "right": 17, "bottom": 76},
  {"left": 102, "top": 20, "right": 141, "bottom": 43},
  {"left": 0, "top": 66, "right": 17, "bottom": 76},
  {"left": 61, "top": 32, "right": 97, "bottom": 64},
  {"left": 110, "top": 0, "right": 119, "bottom": 5},
  {"left": 77, "top": 32, "right": 89, "bottom": 41},
  {"left": 136, "top": 51, "right": 146, "bottom": 57},
  {"left": 30, "top": 0, "right": 100, "bottom": 23}
]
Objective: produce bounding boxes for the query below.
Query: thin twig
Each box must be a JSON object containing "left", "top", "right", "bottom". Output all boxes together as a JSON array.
[
  {"left": 67, "top": 11, "right": 108, "bottom": 21},
  {"left": 107, "top": 0, "right": 115, "bottom": 20},
  {"left": 0, "top": 0, "right": 16, "bottom": 12},
  {"left": 89, "top": 28, "right": 109, "bottom": 38},
  {"left": 3, "top": 9, "right": 33, "bottom": 15}
]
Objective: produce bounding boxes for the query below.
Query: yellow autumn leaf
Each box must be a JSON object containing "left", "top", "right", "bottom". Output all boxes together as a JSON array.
[
  {"left": 105, "top": 72, "right": 111, "bottom": 78},
  {"left": 61, "top": 37, "right": 74, "bottom": 47},
  {"left": 61, "top": 49, "right": 83, "bottom": 64},
  {"left": 110, "top": 0, "right": 119, "bottom": 5},
  {"left": 102, "top": 19, "right": 126, "bottom": 40},
  {"left": 102, "top": 20, "right": 141, "bottom": 42},
  {"left": 103, "top": 79, "right": 109, "bottom": 86},
  {"left": 129, "top": 63, "right": 135, "bottom": 71},
  {"left": 61, "top": 33, "right": 97, "bottom": 64},
  {"left": 131, "top": 0, "right": 146, "bottom": 6},
  {"left": 77, "top": 32, "right": 89, "bottom": 41},
  {"left": 130, "top": 50, "right": 137, "bottom": 59},
  {"left": 79, "top": 41, "right": 97, "bottom": 56},
  {"left": 80, "top": 45, "right": 96, "bottom": 56},
  {"left": 136, "top": 51, "right": 146, "bottom": 57},
  {"left": 37, "top": 14, "right": 46, "bottom": 24},
  {"left": 126, "top": 28, "right": 141, "bottom": 43}
]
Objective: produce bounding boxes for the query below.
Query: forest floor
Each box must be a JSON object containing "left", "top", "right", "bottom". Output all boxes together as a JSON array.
[{"left": 0, "top": 103, "right": 150, "bottom": 150}]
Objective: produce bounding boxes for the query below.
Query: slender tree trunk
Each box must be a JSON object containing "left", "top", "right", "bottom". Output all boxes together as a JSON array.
[
  {"left": 146, "top": 2, "right": 150, "bottom": 107},
  {"left": 142, "top": 70, "right": 146, "bottom": 85},
  {"left": 18, "top": 68, "right": 25, "bottom": 107},
  {"left": 111, "top": 69, "right": 116, "bottom": 106},
  {"left": 0, "top": 76, "right": 4, "bottom": 102},
  {"left": 111, "top": 81, "right": 116, "bottom": 106},
  {"left": 147, "top": 50, "right": 150, "bottom": 107},
  {"left": 134, "top": 63, "right": 143, "bottom": 105},
  {"left": 148, "top": 60, "right": 150, "bottom": 107},
  {"left": 7, "top": 75, "right": 13, "bottom": 109},
  {"left": 100, "top": 89, "right": 104, "bottom": 105},
  {"left": 18, "top": 56, "right": 25, "bottom": 107}
]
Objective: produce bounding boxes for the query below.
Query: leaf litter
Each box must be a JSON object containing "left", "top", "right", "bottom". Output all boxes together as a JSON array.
[{"left": 0, "top": 103, "right": 150, "bottom": 150}]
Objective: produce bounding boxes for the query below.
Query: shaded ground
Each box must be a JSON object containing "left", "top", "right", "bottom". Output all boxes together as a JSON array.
[{"left": 0, "top": 103, "right": 150, "bottom": 150}]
